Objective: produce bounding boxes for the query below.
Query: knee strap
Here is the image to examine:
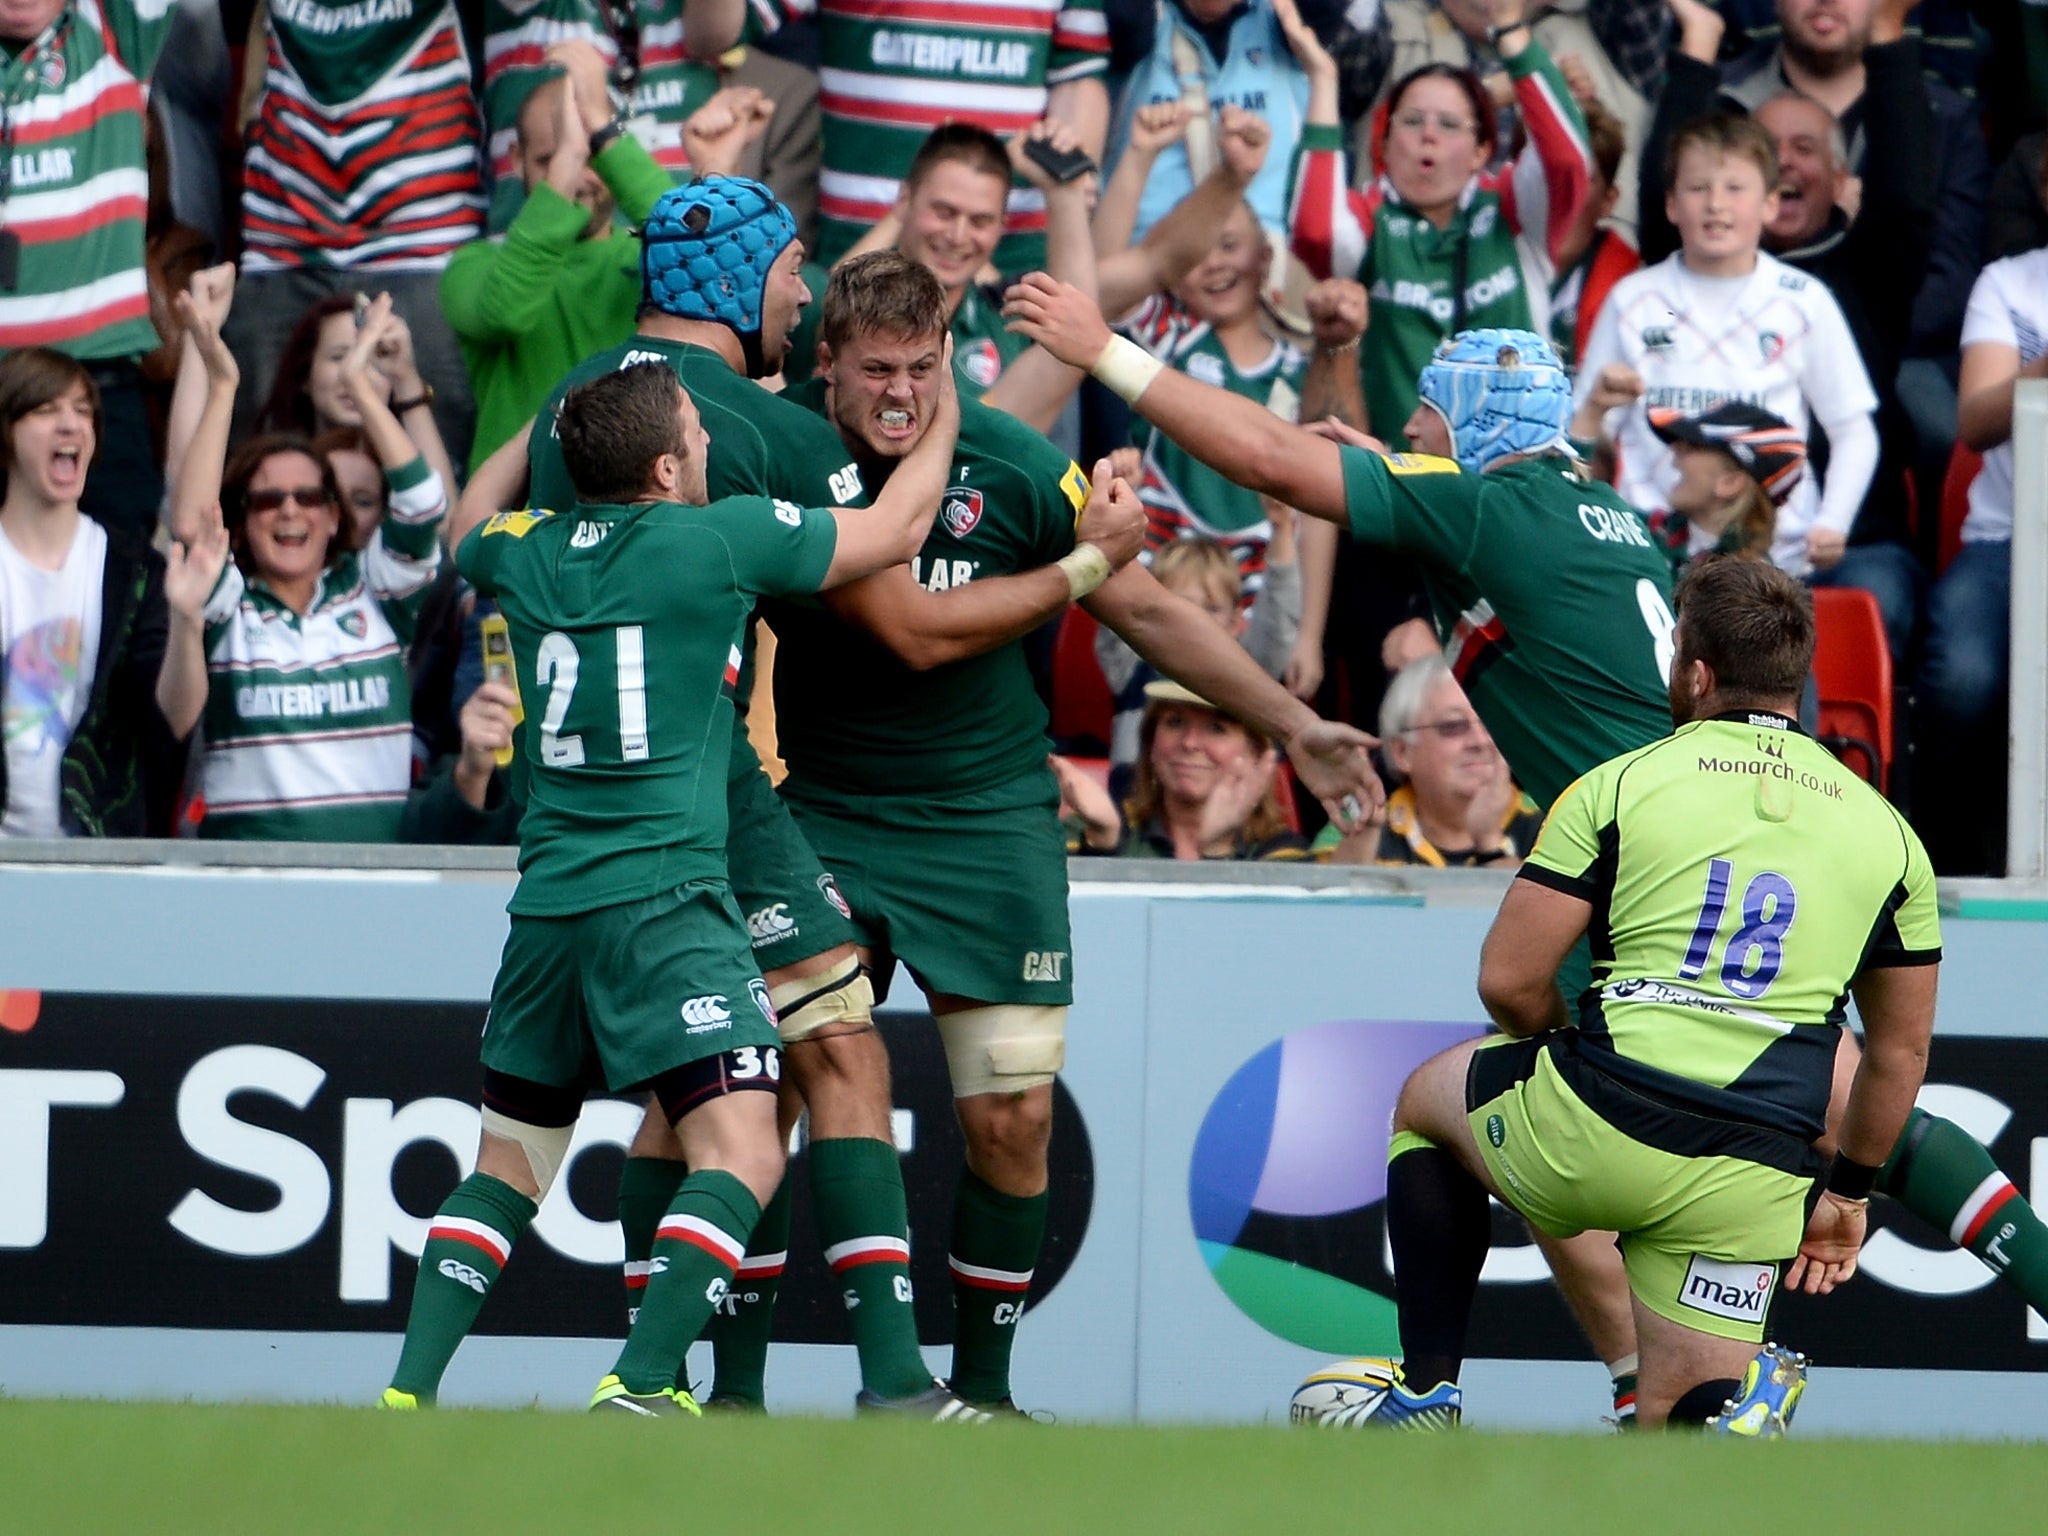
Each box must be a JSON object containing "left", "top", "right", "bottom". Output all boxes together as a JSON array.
[
  {"left": 480, "top": 1108, "right": 575, "bottom": 1202},
  {"left": 937, "top": 1005, "right": 1067, "bottom": 1098},
  {"left": 771, "top": 961, "right": 874, "bottom": 1043}
]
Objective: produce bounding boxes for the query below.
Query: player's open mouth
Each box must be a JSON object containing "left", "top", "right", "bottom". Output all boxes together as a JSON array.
[{"left": 878, "top": 409, "right": 914, "bottom": 435}]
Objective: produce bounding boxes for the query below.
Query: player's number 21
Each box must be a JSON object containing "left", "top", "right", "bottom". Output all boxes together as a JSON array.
[{"left": 536, "top": 627, "right": 650, "bottom": 767}]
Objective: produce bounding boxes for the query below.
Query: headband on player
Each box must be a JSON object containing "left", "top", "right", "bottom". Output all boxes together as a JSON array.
[
  {"left": 641, "top": 177, "right": 799, "bottom": 379},
  {"left": 1648, "top": 401, "right": 1808, "bottom": 506},
  {"left": 1415, "top": 328, "right": 1572, "bottom": 475}
]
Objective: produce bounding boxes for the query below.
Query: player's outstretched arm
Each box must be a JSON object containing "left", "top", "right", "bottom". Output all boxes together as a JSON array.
[
  {"left": 1086, "top": 561, "right": 1383, "bottom": 829},
  {"left": 1003, "top": 273, "right": 1350, "bottom": 524},
  {"left": 824, "top": 461, "right": 1146, "bottom": 670},
  {"left": 1789, "top": 962, "right": 1937, "bottom": 1296},
  {"left": 1476, "top": 880, "right": 1585, "bottom": 1037},
  {"left": 820, "top": 344, "right": 962, "bottom": 588},
  {"left": 450, "top": 420, "right": 534, "bottom": 549}
]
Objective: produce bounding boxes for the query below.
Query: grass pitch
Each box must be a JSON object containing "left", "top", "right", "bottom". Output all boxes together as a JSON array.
[{"left": 5, "top": 1399, "right": 2038, "bottom": 1534}]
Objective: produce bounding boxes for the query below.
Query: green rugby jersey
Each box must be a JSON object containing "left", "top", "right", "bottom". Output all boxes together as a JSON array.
[
  {"left": 526, "top": 336, "right": 866, "bottom": 712},
  {"left": 769, "top": 384, "right": 1086, "bottom": 798},
  {"left": 1341, "top": 446, "right": 1673, "bottom": 810},
  {"left": 459, "top": 495, "right": 839, "bottom": 916},
  {"left": 1522, "top": 713, "right": 1941, "bottom": 1140}
]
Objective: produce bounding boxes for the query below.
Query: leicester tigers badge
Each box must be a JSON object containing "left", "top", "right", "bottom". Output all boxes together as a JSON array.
[
  {"left": 338, "top": 609, "right": 368, "bottom": 640},
  {"left": 961, "top": 339, "right": 1002, "bottom": 389},
  {"left": 941, "top": 486, "right": 983, "bottom": 538},
  {"left": 817, "top": 873, "right": 851, "bottom": 919}
]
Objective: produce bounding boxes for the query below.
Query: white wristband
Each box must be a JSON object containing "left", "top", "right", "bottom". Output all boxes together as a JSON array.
[
  {"left": 1091, "top": 335, "right": 1165, "bottom": 404},
  {"left": 1056, "top": 543, "right": 1114, "bottom": 601}
]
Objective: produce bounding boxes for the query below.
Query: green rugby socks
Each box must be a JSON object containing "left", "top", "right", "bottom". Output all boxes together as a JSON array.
[
  {"left": 948, "top": 1169, "right": 1047, "bottom": 1406},
  {"left": 1878, "top": 1107, "right": 2048, "bottom": 1311},
  {"left": 708, "top": 1178, "right": 791, "bottom": 1406},
  {"left": 811, "top": 1136, "right": 932, "bottom": 1400},
  {"left": 617, "top": 1155, "right": 687, "bottom": 1326},
  {"left": 611, "top": 1171, "right": 760, "bottom": 1395},
  {"left": 389, "top": 1173, "right": 537, "bottom": 1403}
]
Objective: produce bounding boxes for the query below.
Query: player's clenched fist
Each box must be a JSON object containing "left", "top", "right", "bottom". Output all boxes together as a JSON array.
[
  {"left": 1076, "top": 456, "right": 1147, "bottom": 571},
  {"left": 1002, "top": 273, "right": 1113, "bottom": 371},
  {"left": 1305, "top": 278, "right": 1367, "bottom": 350}
]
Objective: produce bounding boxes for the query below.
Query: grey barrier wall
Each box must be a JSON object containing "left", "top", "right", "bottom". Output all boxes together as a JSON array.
[{"left": 2, "top": 852, "right": 2046, "bottom": 1436}]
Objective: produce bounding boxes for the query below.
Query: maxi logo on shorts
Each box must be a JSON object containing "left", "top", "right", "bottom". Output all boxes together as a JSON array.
[
  {"left": 681, "top": 995, "right": 732, "bottom": 1034},
  {"left": 1680, "top": 1255, "right": 1778, "bottom": 1324}
]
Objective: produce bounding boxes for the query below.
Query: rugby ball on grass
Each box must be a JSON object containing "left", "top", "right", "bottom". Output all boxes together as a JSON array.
[{"left": 1290, "top": 1357, "right": 1400, "bottom": 1426}]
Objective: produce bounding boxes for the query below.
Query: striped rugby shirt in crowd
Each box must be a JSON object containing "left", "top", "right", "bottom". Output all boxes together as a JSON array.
[
  {"left": 241, "top": 0, "right": 485, "bottom": 273},
  {"left": 1121, "top": 292, "right": 1303, "bottom": 603},
  {"left": 1287, "top": 35, "right": 1588, "bottom": 446},
  {"left": 0, "top": 0, "right": 174, "bottom": 359},
  {"left": 480, "top": 0, "right": 755, "bottom": 229},
  {"left": 777, "top": 0, "right": 1108, "bottom": 264},
  {"left": 196, "top": 458, "right": 445, "bottom": 841}
]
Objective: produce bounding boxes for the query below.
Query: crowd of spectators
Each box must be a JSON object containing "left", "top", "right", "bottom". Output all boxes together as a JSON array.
[{"left": 0, "top": 0, "right": 2039, "bottom": 875}]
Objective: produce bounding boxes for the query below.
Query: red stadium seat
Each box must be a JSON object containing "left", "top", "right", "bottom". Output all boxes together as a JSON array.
[
  {"left": 1811, "top": 586, "right": 1893, "bottom": 793},
  {"left": 1272, "top": 760, "right": 1303, "bottom": 835},
  {"left": 1939, "top": 443, "right": 1982, "bottom": 577},
  {"left": 1050, "top": 608, "right": 1114, "bottom": 753}
]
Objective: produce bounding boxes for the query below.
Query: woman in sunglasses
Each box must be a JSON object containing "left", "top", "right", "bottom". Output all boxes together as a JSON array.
[{"left": 167, "top": 291, "right": 447, "bottom": 841}]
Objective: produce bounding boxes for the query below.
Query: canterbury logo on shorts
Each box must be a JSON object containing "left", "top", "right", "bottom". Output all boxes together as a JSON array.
[{"left": 1678, "top": 1255, "right": 1777, "bottom": 1323}]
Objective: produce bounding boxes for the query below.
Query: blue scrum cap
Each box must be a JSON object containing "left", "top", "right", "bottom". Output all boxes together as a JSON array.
[{"left": 1415, "top": 328, "right": 1573, "bottom": 475}]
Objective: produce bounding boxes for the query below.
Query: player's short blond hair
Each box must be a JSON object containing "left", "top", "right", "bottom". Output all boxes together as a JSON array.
[{"left": 821, "top": 250, "right": 948, "bottom": 355}]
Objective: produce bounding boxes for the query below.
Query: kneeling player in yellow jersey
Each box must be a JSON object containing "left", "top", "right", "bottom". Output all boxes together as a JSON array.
[
  {"left": 1385, "top": 557, "right": 1938, "bottom": 1432},
  {"left": 380, "top": 355, "right": 962, "bottom": 1415},
  {"left": 749, "top": 251, "right": 1383, "bottom": 1414},
  {"left": 1007, "top": 275, "right": 2048, "bottom": 1425}
]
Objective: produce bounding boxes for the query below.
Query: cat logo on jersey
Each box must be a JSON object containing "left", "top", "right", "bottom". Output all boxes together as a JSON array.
[
  {"left": 481, "top": 509, "right": 547, "bottom": 539},
  {"left": 942, "top": 487, "right": 984, "bottom": 539},
  {"left": 1059, "top": 462, "right": 1090, "bottom": 514}
]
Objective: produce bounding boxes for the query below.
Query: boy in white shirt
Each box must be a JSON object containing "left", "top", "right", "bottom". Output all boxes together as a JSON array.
[
  {"left": 1575, "top": 112, "right": 1890, "bottom": 624},
  {"left": 0, "top": 350, "right": 221, "bottom": 836}
]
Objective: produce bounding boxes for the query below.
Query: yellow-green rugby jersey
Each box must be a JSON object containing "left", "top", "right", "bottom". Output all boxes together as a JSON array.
[
  {"left": 769, "top": 384, "right": 1088, "bottom": 799},
  {"left": 458, "top": 497, "right": 839, "bottom": 917},
  {"left": 1519, "top": 711, "right": 1942, "bottom": 1141},
  {"left": 1340, "top": 445, "right": 1674, "bottom": 810}
]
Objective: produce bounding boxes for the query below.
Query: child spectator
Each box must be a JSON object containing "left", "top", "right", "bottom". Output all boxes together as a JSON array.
[
  {"left": 1055, "top": 679, "right": 1310, "bottom": 859},
  {"left": 1314, "top": 654, "right": 1538, "bottom": 865},
  {"left": 1112, "top": 195, "right": 1307, "bottom": 603},
  {"left": 0, "top": 350, "right": 219, "bottom": 837},
  {"left": 170, "top": 297, "right": 446, "bottom": 842},
  {"left": 1096, "top": 532, "right": 1300, "bottom": 791},
  {"left": 1575, "top": 113, "right": 1877, "bottom": 590},
  {"left": 1640, "top": 400, "right": 1806, "bottom": 578}
]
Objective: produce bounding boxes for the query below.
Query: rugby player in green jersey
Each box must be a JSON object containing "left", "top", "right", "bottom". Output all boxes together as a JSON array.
[
  {"left": 1382, "top": 556, "right": 1937, "bottom": 1432},
  {"left": 1007, "top": 275, "right": 2048, "bottom": 1419},
  {"left": 382, "top": 348, "right": 962, "bottom": 1416},
  {"left": 742, "top": 250, "right": 1381, "bottom": 1413},
  {"left": 451, "top": 178, "right": 1001, "bottom": 1418}
]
